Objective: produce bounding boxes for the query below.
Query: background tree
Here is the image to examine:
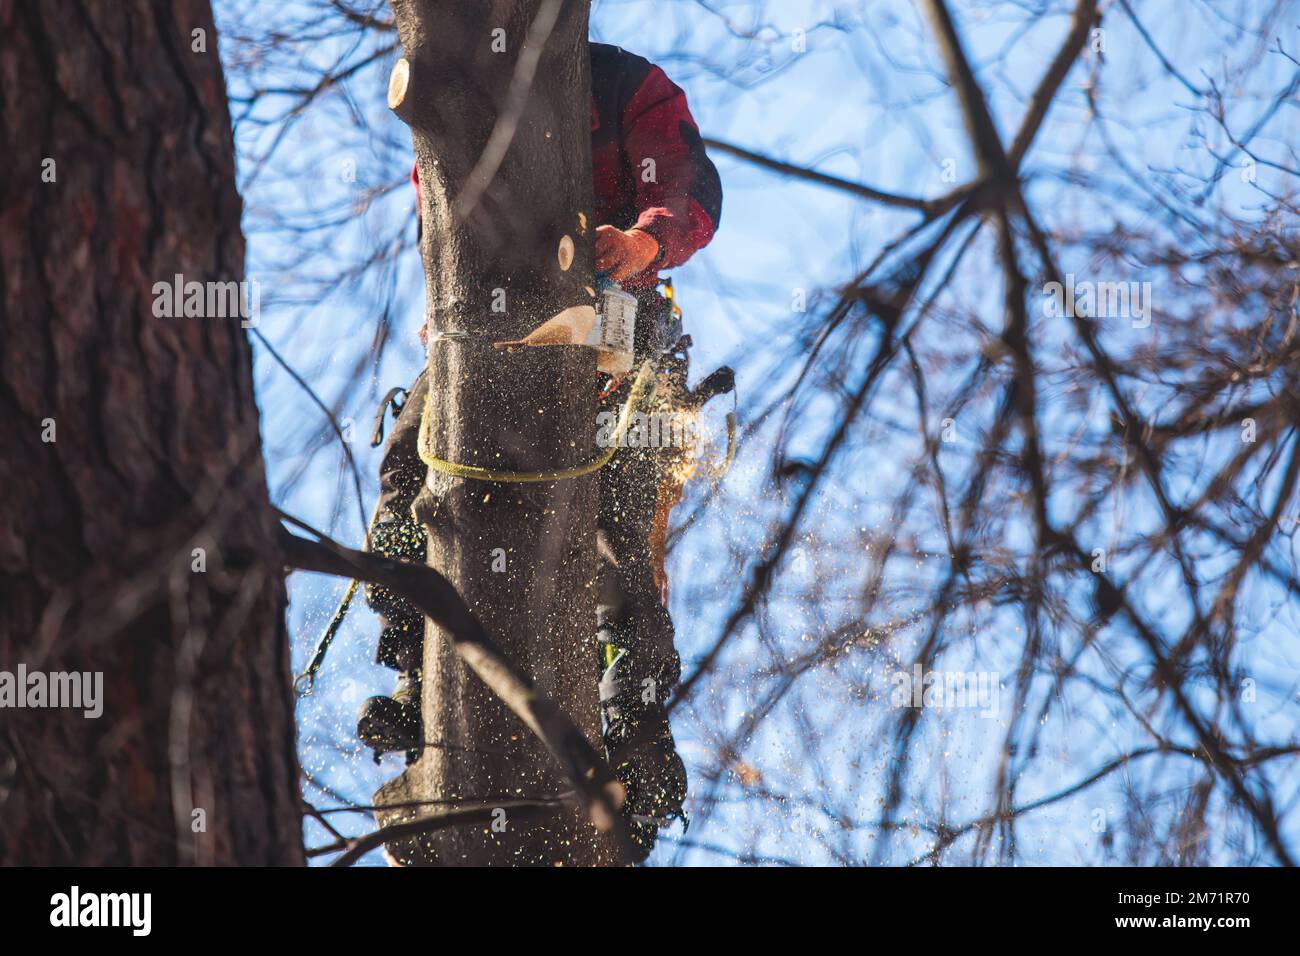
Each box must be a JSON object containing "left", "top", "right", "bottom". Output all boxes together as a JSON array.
[{"left": 0, "top": 0, "right": 302, "bottom": 865}]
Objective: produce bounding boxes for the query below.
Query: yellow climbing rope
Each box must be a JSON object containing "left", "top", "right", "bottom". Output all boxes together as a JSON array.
[{"left": 417, "top": 360, "right": 659, "bottom": 483}]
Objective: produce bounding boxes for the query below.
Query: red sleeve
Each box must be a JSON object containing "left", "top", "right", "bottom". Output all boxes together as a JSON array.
[{"left": 620, "top": 66, "right": 722, "bottom": 271}]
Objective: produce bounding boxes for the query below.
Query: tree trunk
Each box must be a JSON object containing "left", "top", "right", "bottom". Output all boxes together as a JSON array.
[
  {"left": 377, "top": 0, "right": 614, "bottom": 865},
  {"left": 0, "top": 0, "right": 303, "bottom": 865}
]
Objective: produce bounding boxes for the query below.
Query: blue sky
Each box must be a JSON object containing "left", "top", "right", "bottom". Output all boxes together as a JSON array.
[{"left": 221, "top": 0, "right": 1300, "bottom": 865}]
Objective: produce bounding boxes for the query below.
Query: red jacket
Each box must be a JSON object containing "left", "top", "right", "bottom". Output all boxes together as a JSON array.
[{"left": 413, "top": 43, "right": 721, "bottom": 289}]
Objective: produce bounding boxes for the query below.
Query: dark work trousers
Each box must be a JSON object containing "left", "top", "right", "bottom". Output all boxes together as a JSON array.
[
  {"left": 368, "top": 371, "right": 429, "bottom": 673},
  {"left": 594, "top": 380, "right": 680, "bottom": 694},
  {"left": 368, "top": 306, "right": 680, "bottom": 689}
]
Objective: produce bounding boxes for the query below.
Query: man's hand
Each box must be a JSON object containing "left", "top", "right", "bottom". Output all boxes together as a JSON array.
[{"left": 595, "top": 225, "right": 659, "bottom": 282}]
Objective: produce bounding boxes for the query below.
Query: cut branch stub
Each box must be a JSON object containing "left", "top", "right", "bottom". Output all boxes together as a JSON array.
[{"left": 387, "top": 57, "right": 412, "bottom": 117}]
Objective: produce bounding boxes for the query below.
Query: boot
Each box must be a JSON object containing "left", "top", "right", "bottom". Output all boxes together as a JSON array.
[
  {"left": 598, "top": 638, "right": 687, "bottom": 862},
  {"left": 357, "top": 670, "right": 422, "bottom": 763}
]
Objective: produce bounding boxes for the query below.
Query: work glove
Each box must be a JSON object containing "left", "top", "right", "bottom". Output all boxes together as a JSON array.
[{"left": 595, "top": 225, "right": 660, "bottom": 282}]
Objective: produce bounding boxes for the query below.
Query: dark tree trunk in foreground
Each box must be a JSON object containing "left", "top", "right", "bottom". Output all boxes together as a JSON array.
[
  {"left": 378, "top": 0, "right": 614, "bottom": 864},
  {"left": 0, "top": 0, "right": 302, "bottom": 865}
]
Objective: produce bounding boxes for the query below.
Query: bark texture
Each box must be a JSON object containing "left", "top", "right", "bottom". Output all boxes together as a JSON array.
[
  {"left": 0, "top": 0, "right": 303, "bottom": 865},
  {"left": 376, "top": 0, "right": 614, "bottom": 865}
]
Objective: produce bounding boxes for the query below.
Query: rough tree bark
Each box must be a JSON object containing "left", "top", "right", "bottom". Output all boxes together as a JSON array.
[
  {"left": 0, "top": 0, "right": 303, "bottom": 865},
  {"left": 376, "top": 0, "right": 616, "bottom": 865}
]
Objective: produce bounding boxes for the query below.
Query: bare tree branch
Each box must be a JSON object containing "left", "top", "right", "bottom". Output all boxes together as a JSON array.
[{"left": 276, "top": 514, "right": 634, "bottom": 860}]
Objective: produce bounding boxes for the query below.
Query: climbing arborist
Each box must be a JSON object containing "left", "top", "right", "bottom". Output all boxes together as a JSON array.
[{"left": 357, "top": 41, "right": 723, "bottom": 860}]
